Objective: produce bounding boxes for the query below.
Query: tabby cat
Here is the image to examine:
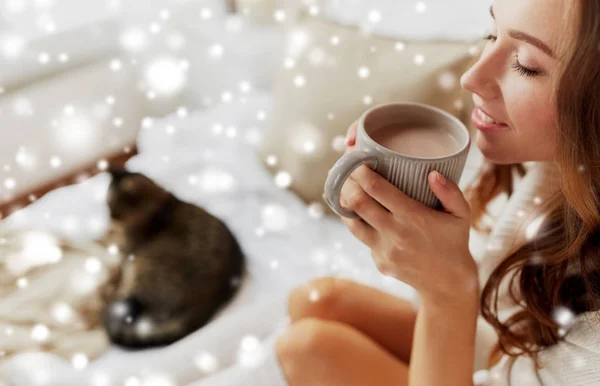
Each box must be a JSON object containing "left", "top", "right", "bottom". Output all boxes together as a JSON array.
[{"left": 102, "top": 168, "right": 245, "bottom": 348}]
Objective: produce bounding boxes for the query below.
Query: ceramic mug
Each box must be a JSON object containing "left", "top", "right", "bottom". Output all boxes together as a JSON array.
[{"left": 324, "top": 102, "right": 471, "bottom": 218}]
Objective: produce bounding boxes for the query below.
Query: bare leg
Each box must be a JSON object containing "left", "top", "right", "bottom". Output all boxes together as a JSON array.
[
  {"left": 276, "top": 318, "right": 409, "bottom": 386},
  {"left": 288, "top": 277, "right": 417, "bottom": 363}
]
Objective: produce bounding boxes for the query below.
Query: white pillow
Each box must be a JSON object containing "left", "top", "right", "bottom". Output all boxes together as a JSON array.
[
  {"left": 172, "top": 13, "right": 287, "bottom": 106},
  {"left": 0, "top": 18, "right": 120, "bottom": 91},
  {"left": 323, "top": 0, "right": 491, "bottom": 41}
]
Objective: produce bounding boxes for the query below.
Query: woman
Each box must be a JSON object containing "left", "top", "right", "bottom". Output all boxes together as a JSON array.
[{"left": 256, "top": 0, "right": 600, "bottom": 385}]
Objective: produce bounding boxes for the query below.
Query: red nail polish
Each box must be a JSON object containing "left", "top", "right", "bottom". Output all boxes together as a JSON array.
[{"left": 344, "top": 134, "right": 353, "bottom": 146}]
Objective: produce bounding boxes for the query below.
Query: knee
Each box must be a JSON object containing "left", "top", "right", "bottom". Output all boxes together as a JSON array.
[
  {"left": 275, "top": 318, "right": 335, "bottom": 381},
  {"left": 288, "top": 277, "right": 352, "bottom": 322}
]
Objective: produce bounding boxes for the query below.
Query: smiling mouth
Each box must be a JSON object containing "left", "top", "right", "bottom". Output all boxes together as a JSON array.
[
  {"left": 471, "top": 107, "right": 509, "bottom": 132},
  {"left": 476, "top": 107, "right": 504, "bottom": 124}
]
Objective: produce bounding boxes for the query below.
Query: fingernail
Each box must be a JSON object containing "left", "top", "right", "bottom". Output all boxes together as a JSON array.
[
  {"left": 344, "top": 134, "right": 351, "bottom": 146},
  {"left": 436, "top": 171, "right": 447, "bottom": 186},
  {"left": 345, "top": 131, "right": 356, "bottom": 145}
]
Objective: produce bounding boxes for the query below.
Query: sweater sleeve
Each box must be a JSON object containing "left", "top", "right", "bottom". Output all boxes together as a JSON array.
[
  {"left": 534, "top": 340, "right": 600, "bottom": 385},
  {"left": 483, "top": 314, "right": 600, "bottom": 386}
]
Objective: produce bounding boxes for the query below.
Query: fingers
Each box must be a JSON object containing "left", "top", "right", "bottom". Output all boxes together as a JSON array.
[
  {"left": 427, "top": 171, "right": 471, "bottom": 220},
  {"left": 345, "top": 120, "right": 359, "bottom": 147},
  {"left": 346, "top": 167, "right": 469, "bottom": 221},
  {"left": 341, "top": 217, "right": 379, "bottom": 247},
  {"left": 350, "top": 165, "right": 419, "bottom": 215},
  {"left": 340, "top": 174, "right": 392, "bottom": 231}
]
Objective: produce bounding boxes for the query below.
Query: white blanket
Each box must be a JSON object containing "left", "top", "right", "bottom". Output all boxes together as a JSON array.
[
  {"left": 0, "top": 3, "right": 494, "bottom": 383},
  {"left": 1, "top": 93, "right": 425, "bottom": 386}
]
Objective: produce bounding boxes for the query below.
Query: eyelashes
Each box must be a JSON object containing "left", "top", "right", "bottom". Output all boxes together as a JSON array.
[
  {"left": 511, "top": 56, "right": 540, "bottom": 77},
  {"left": 483, "top": 34, "right": 542, "bottom": 78}
]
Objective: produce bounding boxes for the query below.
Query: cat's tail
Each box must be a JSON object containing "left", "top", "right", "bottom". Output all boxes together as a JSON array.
[{"left": 102, "top": 297, "right": 191, "bottom": 348}]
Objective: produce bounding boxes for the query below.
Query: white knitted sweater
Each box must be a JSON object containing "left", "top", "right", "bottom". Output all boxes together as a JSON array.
[{"left": 475, "top": 163, "right": 600, "bottom": 386}]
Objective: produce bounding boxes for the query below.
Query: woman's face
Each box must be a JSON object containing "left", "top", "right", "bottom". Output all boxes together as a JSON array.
[{"left": 460, "top": 0, "right": 571, "bottom": 164}]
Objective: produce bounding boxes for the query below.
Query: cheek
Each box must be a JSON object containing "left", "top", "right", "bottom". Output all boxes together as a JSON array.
[
  {"left": 509, "top": 92, "right": 555, "bottom": 133},
  {"left": 507, "top": 93, "right": 557, "bottom": 160},
  {"left": 474, "top": 104, "right": 557, "bottom": 164},
  {"left": 477, "top": 82, "right": 557, "bottom": 164}
]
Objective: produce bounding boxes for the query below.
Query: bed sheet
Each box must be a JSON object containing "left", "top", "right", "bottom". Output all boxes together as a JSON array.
[{"left": 1, "top": 92, "right": 418, "bottom": 386}]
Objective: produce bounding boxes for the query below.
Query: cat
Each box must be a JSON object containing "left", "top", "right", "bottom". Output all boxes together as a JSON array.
[{"left": 101, "top": 167, "right": 245, "bottom": 348}]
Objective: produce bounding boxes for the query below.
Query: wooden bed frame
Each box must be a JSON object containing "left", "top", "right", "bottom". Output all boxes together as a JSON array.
[{"left": 0, "top": 145, "right": 138, "bottom": 220}]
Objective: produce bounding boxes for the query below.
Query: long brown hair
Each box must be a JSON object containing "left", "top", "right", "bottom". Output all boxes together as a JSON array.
[{"left": 467, "top": 0, "right": 600, "bottom": 368}]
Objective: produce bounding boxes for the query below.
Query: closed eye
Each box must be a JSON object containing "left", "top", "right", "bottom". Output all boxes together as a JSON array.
[
  {"left": 483, "top": 35, "right": 543, "bottom": 78},
  {"left": 511, "top": 56, "right": 541, "bottom": 77}
]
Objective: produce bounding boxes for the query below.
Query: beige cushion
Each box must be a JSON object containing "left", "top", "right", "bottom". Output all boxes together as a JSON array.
[{"left": 259, "top": 14, "right": 478, "bottom": 206}]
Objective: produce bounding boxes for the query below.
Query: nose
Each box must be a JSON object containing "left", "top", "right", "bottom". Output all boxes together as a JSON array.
[{"left": 460, "top": 45, "right": 502, "bottom": 102}]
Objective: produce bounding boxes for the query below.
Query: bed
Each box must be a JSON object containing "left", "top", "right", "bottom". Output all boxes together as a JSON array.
[
  {"left": 0, "top": 2, "right": 493, "bottom": 384},
  {"left": 0, "top": 90, "right": 428, "bottom": 385}
]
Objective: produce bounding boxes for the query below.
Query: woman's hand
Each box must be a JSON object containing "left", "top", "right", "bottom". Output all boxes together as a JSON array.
[{"left": 339, "top": 123, "right": 478, "bottom": 308}]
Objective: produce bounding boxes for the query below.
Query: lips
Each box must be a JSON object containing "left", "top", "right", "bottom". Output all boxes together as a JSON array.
[
  {"left": 476, "top": 107, "right": 501, "bottom": 123},
  {"left": 471, "top": 106, "right": 509, "bottom": 132}
]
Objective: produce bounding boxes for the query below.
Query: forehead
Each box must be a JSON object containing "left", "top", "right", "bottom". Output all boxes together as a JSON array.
[{"left": 494, "top": 0, "right": 576, "bottom": 58}]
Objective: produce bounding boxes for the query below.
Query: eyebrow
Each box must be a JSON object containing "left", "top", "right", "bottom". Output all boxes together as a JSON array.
[{"left": 489, "top": 5, "right": 556, "bottom": 59}]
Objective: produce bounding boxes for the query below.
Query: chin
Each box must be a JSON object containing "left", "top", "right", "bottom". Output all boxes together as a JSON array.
[{"left": 475, "top": 133, "right": 520, "bottom": 165}]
